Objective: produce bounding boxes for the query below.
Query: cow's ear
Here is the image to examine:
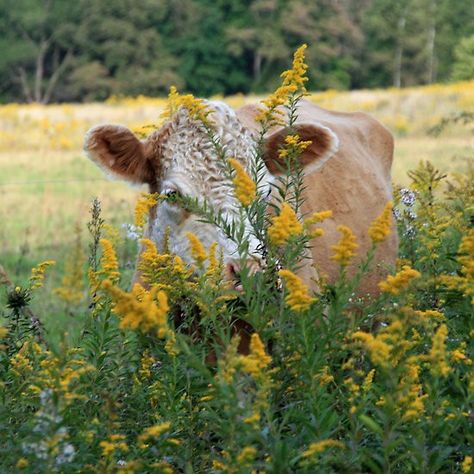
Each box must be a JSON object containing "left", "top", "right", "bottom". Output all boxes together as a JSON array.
[
  {"left": 263, "top": 123, "right": 339, "bottom": 175},
  {"left": 84, "top": 124, "right": 156, "bottom": 184}
]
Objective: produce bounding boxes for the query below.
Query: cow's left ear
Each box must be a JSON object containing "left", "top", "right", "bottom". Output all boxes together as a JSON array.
[
  {"left": 263, "top": 123, "right": 339, "bottom": 175},
  {"left": 84, "top": 124, "right": 157, "bottom": 184}
]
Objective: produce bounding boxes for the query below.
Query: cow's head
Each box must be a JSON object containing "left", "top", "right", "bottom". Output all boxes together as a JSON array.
[{"left": 84, "top": 101, "right": 338, "bottom": 283}]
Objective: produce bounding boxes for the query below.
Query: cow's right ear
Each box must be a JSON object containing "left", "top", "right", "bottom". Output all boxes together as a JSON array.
[{"left": 84, "top": 124, "right": 156, "bottom": 184}]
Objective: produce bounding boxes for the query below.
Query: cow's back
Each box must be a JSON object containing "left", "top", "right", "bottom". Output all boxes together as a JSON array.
[{"left": 237, "top": 100, "right": 398, "bottom": 298}]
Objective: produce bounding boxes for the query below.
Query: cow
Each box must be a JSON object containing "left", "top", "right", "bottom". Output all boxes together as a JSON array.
[{"left": 84, "top": 99, "right": 398, "bottom": 299}]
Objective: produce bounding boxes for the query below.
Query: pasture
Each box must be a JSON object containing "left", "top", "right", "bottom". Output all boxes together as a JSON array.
[{"left": 0, "top": 78, "right": 473, "bottom": 473}]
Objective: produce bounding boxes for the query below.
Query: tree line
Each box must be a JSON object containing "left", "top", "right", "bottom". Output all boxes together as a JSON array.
[{"left": 0, "top": 0, "right": 473, "bottom": 103}]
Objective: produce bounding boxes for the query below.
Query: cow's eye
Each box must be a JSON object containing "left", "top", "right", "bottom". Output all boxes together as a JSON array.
[{"left": 164, "top": 189, "right": 180, "bottom": 202}]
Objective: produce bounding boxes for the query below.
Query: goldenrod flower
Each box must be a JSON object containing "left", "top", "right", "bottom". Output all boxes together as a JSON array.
[
  {"left": 29, "top": 260, "right": 55, "bottom": 289},
  {"left": 413, "top": 309, "right": 445, "bottom": 322},
  {"left": 316, "top": 366, "right": 334, "bottom": 386},
  {"left": 378, "top": 265, "right": 421, "bottom": 295},
  {"left": 302, "top": 439, "right": 344, "bottom": 458},
  {"left": 429, "top": 324, "right": 450, "bottom": 378},
  {"left": 353, "top": 331, "right": 391, "bottom": 368},
  {"left": 138, "top": 422, "right": 171, "bottom": 448},
  {"left": 135, "top": 193, "right": 159, "bottom": 228},
  {"left": 462, "top": 455, "right": 473, "bottom": 473},
  {"left": 99, "top": 239, "right": 120, "bottom": 282},
  {"left": 161, "top": 85, "right": 211, "bottom": 125},
  {"left": 278, "top": 134, "right": 313, "bottom": 160},
  {"left": 442, "top": 229, "right": 474, "bottom": 304},
  {"left": 256, "top": 44, "right": 309, "bottom": 124},
  {"left": 395, "top": 357, "right": 428, "bottom": 420},
  {"left": 331, "top": 225, "right": 358, "bottom": 266},
  {"left": 278, "top": 269, "right": 315, "bottom": 312},
  {"left": 0, "top": 326, "right": 8, "bottom": 339},
  {"left": 16, "top": 458, "right": 29, "bottom": 468},
  {"left": 186, "top": 232, "right": 207, "bottom": 265},
  {"left": 228, "top": 158, "right": 256, "bottom": 206},
  {"left": 281, "top": 44, "right": 309, "bottom": 93},
  {"left": 239, "top": 333, "right": 272, "bottom": 377},
  {"left": 368, "top": 202, "right": 393, "bottom": 243},
  {"left": 362, "top": 369, "right": 376, "bottom": 392},
  {"left": 236, "top": 446, "right": 257, "bottom": 464},
  {"left": 99, "top": 434, "right": 128, "bottom": 457},
  {"left": 268, "top": 203, "right": 303, "bottom": 246},
  {"left": 304, "top": 210, "right": 333, "bottom": 227},
  {"left": 102, "top": 281, "right": 170, "bottom": 338}
]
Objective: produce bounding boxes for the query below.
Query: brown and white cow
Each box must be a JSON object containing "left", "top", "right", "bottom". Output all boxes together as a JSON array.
[{"left": 84, "top": 99, "right": 397, "bottom": 298}]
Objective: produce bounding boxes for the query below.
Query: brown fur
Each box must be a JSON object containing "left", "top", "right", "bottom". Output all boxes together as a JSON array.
[
  {"left": 84, "top": 124, "right": 157, "bottom": 184},
  {"left": 264, "top": 123, "right": 336, "bottom": 174},
  {"left": 237, "top": 100, "right": 398, "bottom": 298}
]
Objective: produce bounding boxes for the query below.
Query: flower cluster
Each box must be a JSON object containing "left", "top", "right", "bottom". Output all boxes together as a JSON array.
[
  {"left": 135, "top": 193, "right": 159, "bottom": 229},
  {"left": 229, "top": 158, "right": 256, "bottom": 207},
  {"left": 268, "top": 202, "right": 303, "bottom": 246},
  {"left": 331, "top": 225, "right": 358, "bottom": 266},
  {"left": 278, "top": 269, "right": 315, "bottom": 312},
  {"left": 256, "top": 44, "right": 308, "bottom": 124},
  {"left": 29, "top": 260, "right": 55, "bottom": 289},
  {"left": 378, "top": 265, "right": 421, "bottom": 295},
  {"left": 161, "top": 85, "right": 212, "bottom": 125},
  {"left": 278, "top": 134, "right": 313, "bottom": 160},
  {"left": 102, "top": 281, "right": 174, "bottom": 344},
  {"left": 368, "top": 201, "right": 393, "bottom": 243},
  {"left": 99, "top": 239, "right": 120, "bottom": 282}
]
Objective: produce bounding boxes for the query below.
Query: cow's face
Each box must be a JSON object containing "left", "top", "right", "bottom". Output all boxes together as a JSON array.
[{"left": 84, "top": 101, "right": 339, "bottom": 282}]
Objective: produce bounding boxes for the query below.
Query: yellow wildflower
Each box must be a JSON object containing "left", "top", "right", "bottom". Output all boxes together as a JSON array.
[
  {"left": 397, "top": 358, "right": 427, "bottom": 420},
  {"left": 362, "top": 369, "right": 376, "bottom": 392},
  {"left": 102, "top": 281, "right": 170, "bottom": 338},
  {"left": 353, "top": 331, "right": 391, "bottom": 368},
  {"left": 278, "top": 269, "right": 315, "bottom": 312},
  {"left": 229, "top": 158, "right": 256, "bottom": 206},
  {"left": 0, "top": 326, "right": 7, "bottom": 339},
  {"left": 161, "top": 85, "right": 211, "bottom": 125},
  {"left": 442, "top": 229, "right": 474, "bottom": 304},
  {"left": 99, "top": 434, "right": 128, "bottom": 457},
  {"left": 236, "top": 446, "right": 257, "bottom": 464},
  {"left": 99, "top": 239, "right": 120, "bottom": 282},
  {"left": 29, "top": 260, "right": 55, "bottom": 289},
  {"left": 368, "top": 202, "right": 393, "bottom": 243},
  {"left": 462, "top": 456, "right": 472, "bottom": 473},
  {"left": 138, "top": 422, "right": 171, "bottom": 448},
  {"left": 268, "top": 202, "right": 303, "bottom": 246},
  {"left": 243, "top": 412, "right": 261, "bottom": 425},
  {"left": 429, "top": 324, "right": 450, "bottom": 377},
  {"left": 378, "top": 265, "right": 421, "bottom": 295},
  {"left": 239, "top": 333, "right": 272, "bottom": 377},
  {"left": 280, "top": 44, "right": 309, "bottom": 93},
  {"left": 316, "top": 366, "right": 334, "bottom": 386},
  {"left": 186, "top": 232, "right": 207, "bottom": 265},
  {"left": 331, "top": 225, "right": 358, "bottom": 266},
  {"left": 413, "top": 309, "right": 445, "bottom": 321},
  {"left": 16, "top": 458, "right": 29, "bottom": 468},
  {"left": 302, "top": 439, "right": 344, "bottom": 458},
  {"left": 304, "top": 210, "right": 333, "bottom": 227},
  {"left": 135, "top": 193, "right": 159, "bottom": 228},
  {"left": 278, "top": 134, "right": 313, "bottom": 160},
  {"left": 256, "top": 44, "right": 308, "bottom": 123}
]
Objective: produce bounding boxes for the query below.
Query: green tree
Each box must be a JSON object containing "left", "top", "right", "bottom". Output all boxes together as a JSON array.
[
  {"left": 451, "top": 35, "right": 474, "bottom": 80},
  {"left": 0, "top": 0, "right": 79, "bottom": 103}
]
